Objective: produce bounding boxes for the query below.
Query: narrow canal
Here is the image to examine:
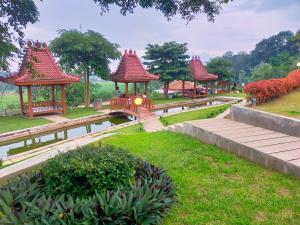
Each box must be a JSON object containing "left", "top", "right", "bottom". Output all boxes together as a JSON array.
[{"left": 0, "top": 115, "right": 131, "bottom": 159}]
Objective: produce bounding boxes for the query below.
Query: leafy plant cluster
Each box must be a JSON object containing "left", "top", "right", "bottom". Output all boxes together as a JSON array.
[
  {"left": 42, "top": 145, "right": 136, "bottom": 198},
  {"left": 0, "top": 146, "right": 176, "bottom": 224},
  {"left": 244, "top": 69, "right": 300, "bottom": 103}
]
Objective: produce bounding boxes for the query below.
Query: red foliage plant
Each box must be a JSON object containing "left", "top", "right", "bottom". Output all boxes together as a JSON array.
[{"left": 244, "top": 69, "right": 300, "bottom": 104}]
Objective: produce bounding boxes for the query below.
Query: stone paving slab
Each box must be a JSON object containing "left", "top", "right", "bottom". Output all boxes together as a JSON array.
[
  {"left": 270, "top": 149, "right": 300, "bottom": 161},
  {"left": 179, "top": 118, "right": 300, "bottom": 179}
]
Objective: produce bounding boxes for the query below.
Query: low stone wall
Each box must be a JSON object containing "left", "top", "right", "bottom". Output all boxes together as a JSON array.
[{"left": 230, "top": 105, "right": 300, "bottom": 137}]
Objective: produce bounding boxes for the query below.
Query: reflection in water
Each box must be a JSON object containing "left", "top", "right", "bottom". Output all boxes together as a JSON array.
[
  {"left": 154, "top": 101, "right": 224, "bottom": 116},
  {"left": 0, "top": 116, "right": 131, "bottom": 159}
]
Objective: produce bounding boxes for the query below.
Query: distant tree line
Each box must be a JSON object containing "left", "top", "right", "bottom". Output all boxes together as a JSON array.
[{"left": 206, "top": 30, "right": 300, "bottom": 83}]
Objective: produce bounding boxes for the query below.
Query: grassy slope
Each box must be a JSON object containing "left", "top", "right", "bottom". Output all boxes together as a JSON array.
[
  {"left": 255, "top": 88, "right": 300, "bottom": 119},
  {"left": 99, "top": 131, "right": 300, "bottom": 225},
  {"left": 0, "top": 116, "right": 51, "bottom": 134},
  {"left": 153, "top": 96, "right": 190, "bottom": 105},
  {"left": 160, "top": 104, "right": 229, "bottom": 126},
  {"left": 0, "top": 92, "right": 24, "bottom": 110},
  {"left": 64, "top": 108, "right": 102, "bottom": 119}
]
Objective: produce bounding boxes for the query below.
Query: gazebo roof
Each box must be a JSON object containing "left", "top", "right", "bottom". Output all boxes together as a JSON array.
[
  {"left": 189, "top": 56, "right": 218, "bottom": 81},
  {"left": 168, "top": 80, "right": 198, "bottom": 90},
  {"left": 3, "top": 41, "right": 80, "bottom": 86},
  {"left": 111, "top": 49, "right": 159, "bottom": 82}
]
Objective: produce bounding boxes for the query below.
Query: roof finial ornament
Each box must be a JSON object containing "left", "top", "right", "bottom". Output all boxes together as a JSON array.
[
  {"left": 27, "top": 41, "right": 32, "bottom": 47},
  {"left": 134, "top": 50, "right": 136, "bottom": 55},
  {"left": 129, "top": 49, "right": 132, "bottom": 54},
  {"left": 124, "top": 49, "right": 128, "bottom": 55}
]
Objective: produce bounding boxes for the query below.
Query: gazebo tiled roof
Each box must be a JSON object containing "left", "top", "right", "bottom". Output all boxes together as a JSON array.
[
  {"left": 111, "top": 49, "right": 159, "bottom": 82},
  {"left": 168, "top": 80, "right": 198, "bottom": 90},
  {"left": 189, "top": 56, "right": 218, "bottom": 81},
  {"left": 4, "top": 42, "right": 80, "bottom": 86}
]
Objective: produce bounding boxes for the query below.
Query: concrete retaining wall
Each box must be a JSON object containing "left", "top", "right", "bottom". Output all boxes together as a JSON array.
[{"left": 230, "top": 105, "right": 300, "bottom": 137}]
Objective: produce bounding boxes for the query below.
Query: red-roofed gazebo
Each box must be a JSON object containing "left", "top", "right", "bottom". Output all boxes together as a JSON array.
[
  {"left": 111, "top": 49, "right": 159, "bottom": 97},
  {"left": 188, "top": 56, "right": 218, "bottom": 98},
  {"left": 2, "top": 41, "right": 80, "bottom": 118}
]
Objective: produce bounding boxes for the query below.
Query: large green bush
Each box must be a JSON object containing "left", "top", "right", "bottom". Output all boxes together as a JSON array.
[
  {"left": 42, "top": 145, "right": 136, "bottom": 198},
  {"left": 0, "top": 153, "right": 176, "bottom": 224}
]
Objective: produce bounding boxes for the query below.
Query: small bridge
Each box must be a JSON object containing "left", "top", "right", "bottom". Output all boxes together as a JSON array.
[{"left": 110, "top": 97, "right": 155, "bottom": 119}]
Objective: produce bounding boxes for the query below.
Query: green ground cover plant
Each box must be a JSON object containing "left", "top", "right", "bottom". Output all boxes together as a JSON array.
[
  {"left": 0, "top": 145, "right": 176, "bottom": 224},
  {"left": 160, "top": 104, "right": 229, "bottom": 126},
  {"left": 100, "top": 130, "right": 300, "bottom": 225}
]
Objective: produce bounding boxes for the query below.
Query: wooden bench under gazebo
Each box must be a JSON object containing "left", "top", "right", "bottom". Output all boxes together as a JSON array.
[
  {"left": 110, "top": 49, "right": 159, "bottom": 115},
  {"left": 1, "top": 41, "right": 80, "bottom": 118},
  {"left": 184, "top": 56, "right": 218, "bottom": 98}
]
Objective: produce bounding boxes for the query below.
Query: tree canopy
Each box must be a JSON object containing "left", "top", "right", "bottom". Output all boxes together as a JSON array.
[
  {"left": 206, "top": 58, "right": 233, "bottom": 81},
  {"left": 250, "top": 63, "right": 273, "bottom": 82},
  {"left": 0, "top": 0, "right": 39, "bottom": 70},
  {"left": 50, "top": 29, "right": 121, "bottom": 107},
  {"left": 143, "top": 41, "right": 190, "bottom": 95},
  {"left": 93, "top": 0, "right": 232, "bottom": 22}
]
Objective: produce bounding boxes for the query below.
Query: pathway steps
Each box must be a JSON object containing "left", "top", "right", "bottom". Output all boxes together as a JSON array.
[{"left": 172, "top": 118, "right": 300, "bottom": 178}]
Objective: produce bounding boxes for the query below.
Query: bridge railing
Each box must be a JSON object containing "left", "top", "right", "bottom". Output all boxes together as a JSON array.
[{"left": 110, "top": 97, "right": 155, "bottom": 114}]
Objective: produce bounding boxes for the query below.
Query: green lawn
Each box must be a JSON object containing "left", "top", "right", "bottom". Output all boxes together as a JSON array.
[
  {"left": 99, "top": 130, "right": 300, "bottom": 225},
  {"left": 64, "top": 108, "right": 102, "bottom": 119},
  {"left": 255, "top": 88, "right": 300, "bottom": 119},
  {"left": 0, "top": 116, "right": 51, "bottom": 134},
  {"left": 160, "top": 104, "right": 229, "bottom": 126}
]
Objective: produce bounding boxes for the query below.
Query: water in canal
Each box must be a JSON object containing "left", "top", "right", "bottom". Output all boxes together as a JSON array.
[
  {"left": 0, "top": 116, "right": 131, "bottom": 159},
  {"left": 155, "top": 100, "right": 225, "bottom": 116}
]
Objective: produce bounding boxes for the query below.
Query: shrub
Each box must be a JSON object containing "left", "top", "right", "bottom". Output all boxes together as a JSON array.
[
  {"left": 0, "top": 158, "right": 176, "bottom": 224},
  {"left": 42, "top": 145, "right": 136, "bottom": 198},
  {"left": 245, "top": 69, "right": 300, "bottom": 103}
]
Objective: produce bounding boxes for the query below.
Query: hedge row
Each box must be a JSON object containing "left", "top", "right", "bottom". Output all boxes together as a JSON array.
[{"left": 244, "top": 69, "right": 300, "bottom": 103}]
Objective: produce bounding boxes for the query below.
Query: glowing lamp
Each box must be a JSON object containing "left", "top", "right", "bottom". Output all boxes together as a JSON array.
[
  {"left": 297, "top": 62, "right": 300, "bottom": 67},
  {"left": 134, "top": 97, "right": 142, "bottom": 106}
]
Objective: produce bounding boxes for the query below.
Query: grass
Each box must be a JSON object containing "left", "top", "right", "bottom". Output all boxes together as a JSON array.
[
  {"left": 213, "top": 92, "right": 246, "bottom": 98},
  {"left": 160, "top": 104, "right": 229, "bottom": 126},
  {"left": 64, "top": 108, "right": 102, "bottom": 119},
  {"left": 98, "top": 130, "right": 300, "bottom": 225},
  {"left": 255, "top": 88, "right": 300, "bottom": 119},
  {"left": 0, "top": 116, "right": 51, "bottom": 134}
]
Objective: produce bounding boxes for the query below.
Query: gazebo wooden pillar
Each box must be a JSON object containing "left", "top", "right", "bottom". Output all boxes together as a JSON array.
[
  {"left": 134, "top": 82, "right": 137, "bottom": 95},
  {"left": 144, "top": 82, "right": 149, "bottom": 96},
  {"left": 61, "top": 85, "right": 67, "bottom": 114},
  {"left": 27, "top": 86, "right": 33, "bottom": 118},
  {"left": 18, "top": 86, "right": 24, "bottom": 115},
  {"left": 51, "top": 85, "right": 56, "bottom": 107}
]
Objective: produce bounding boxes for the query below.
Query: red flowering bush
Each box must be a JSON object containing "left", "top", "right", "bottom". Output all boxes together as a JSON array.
[{"left": 245, "top": 70, "right": 300, "bottom": 103}]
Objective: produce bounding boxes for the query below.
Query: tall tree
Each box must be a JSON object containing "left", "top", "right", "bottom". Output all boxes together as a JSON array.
[
  {"left": 206, "top": 58, "right": 233, "bottom": 81},
  {"left": 143, "top": 42, "right": 190, "bottom": 96},
  {"left": 0, "top": 0, "right": 39, "bottom": 70},
  {"left": 50, "top": 30, "right": 121, "bottom": 108},
  {"left": 250, "top": 63, "right": 274, "bottom": 81},
  {"left": 250, "top": 31, "right": 299, "bottom": 67},
  {"left": 93, "top": 0, "right": 232, "bottom": 21}
]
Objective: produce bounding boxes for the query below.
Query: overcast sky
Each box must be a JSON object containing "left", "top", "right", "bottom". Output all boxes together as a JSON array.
[{"left": 11, "top": 0, "right": 300, "bottom": 71}]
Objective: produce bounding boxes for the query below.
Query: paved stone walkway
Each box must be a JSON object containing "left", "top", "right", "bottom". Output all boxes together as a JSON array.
[
  {"left": 143, "top": 117, "right": 165, "bottom": 132},
  {"left": 170, "top": 118, "right": 300, "bottom": 178},
  {"left": 40, "top": 114, "right": 71, "bottom": 123}
]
